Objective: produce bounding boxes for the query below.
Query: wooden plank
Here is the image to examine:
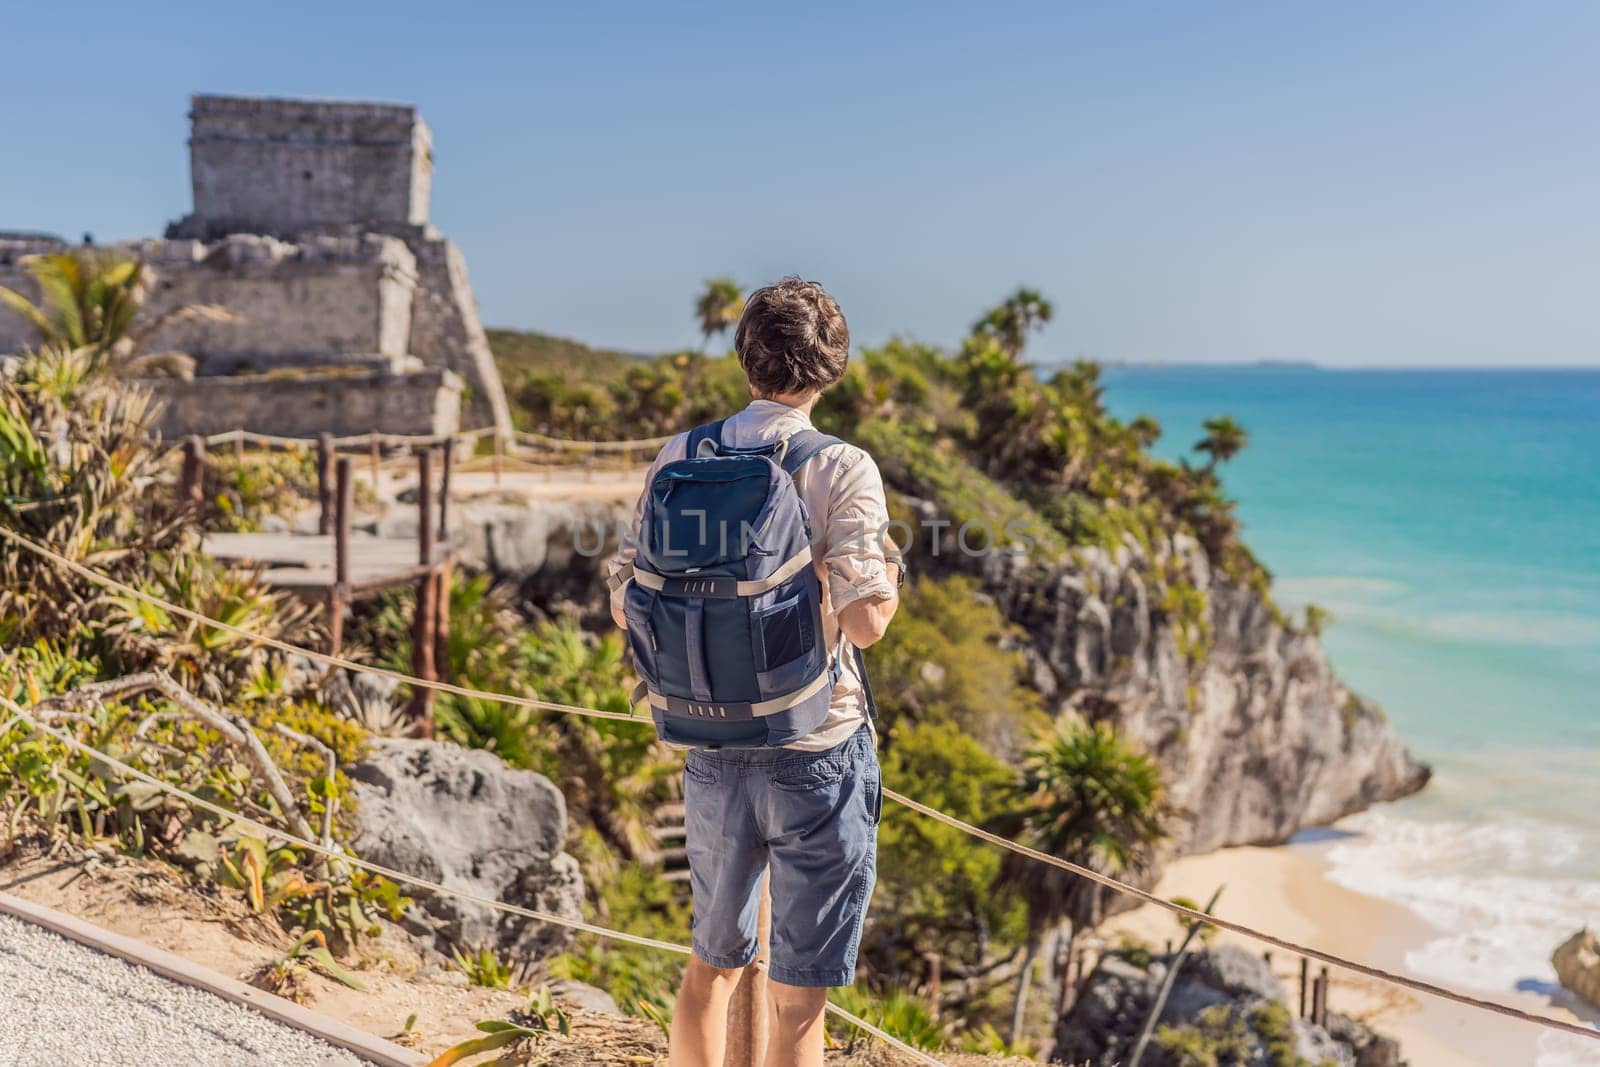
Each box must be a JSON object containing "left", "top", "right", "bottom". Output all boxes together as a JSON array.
[
  {"left": 0, "top": 890, "right": 423, "bottom": 1067},
  {"left": 201, "top": 533, "right": 446, "bottom": 585}
]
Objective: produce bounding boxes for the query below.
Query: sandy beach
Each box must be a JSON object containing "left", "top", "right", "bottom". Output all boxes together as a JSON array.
[{"left": 1098, "top": 836, "right": 1595, "bottom": 1067}]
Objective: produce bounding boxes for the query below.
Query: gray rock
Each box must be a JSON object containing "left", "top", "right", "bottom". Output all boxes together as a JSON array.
[
  {"left": 1326, "top": 1011, "right": 1406, "bottom": 1067},
  {"left": 549, "top": 978, "right": 621, "bottom": 1015},
  {"left": 1291, "top": 1015, "right": 1357, "bottom": 1066},
  {"left": 1052, "top": 948, "right": 1381, "bottom": 1067},
  {"left": 1184, "top": 945, "right": 1285, "bottom": 1002},
  {"left": 1552, "top": 928, "right": 1600, "bottom": 1009},
  {"left": 349, "top": 737, "right": 585, "bottom": 962}
]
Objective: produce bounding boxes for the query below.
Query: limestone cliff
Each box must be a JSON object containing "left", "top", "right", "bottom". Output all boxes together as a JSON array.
[{"left": 979, "top": 530, "right": 1429, "bottom": 854}]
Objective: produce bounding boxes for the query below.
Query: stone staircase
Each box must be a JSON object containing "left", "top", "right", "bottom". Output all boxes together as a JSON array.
[{"left": 651, "top": 802, "right": 691, "bottom": 886}]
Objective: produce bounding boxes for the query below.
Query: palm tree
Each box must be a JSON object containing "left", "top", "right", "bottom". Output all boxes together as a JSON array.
[
  {"left": 991, "top": 716, "right": 1167, "bottom": 1046},
  {"left": 972, "top": 287, "right": 1054, "bottom": 358},
  {"left": 1193, "top": 416, "right": 1248, "bottom": 471},
  {"left": 0, "top": 250, "right": 233, "bottom": 372},
  {"left": 693, "top": 277, "right": 744, "bottom": 353},
  {"left": 1, "top": 251, "right": 140, "bottom": 357},
  {"left": 1127, "top": 414, "right": 1162, "bottom": 450}
]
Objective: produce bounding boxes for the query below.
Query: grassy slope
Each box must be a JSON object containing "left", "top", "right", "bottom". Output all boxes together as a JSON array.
[{"left": 485, "top": 327, "right": 647, "bottom": 384}]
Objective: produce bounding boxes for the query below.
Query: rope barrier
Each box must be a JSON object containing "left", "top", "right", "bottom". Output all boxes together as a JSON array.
[
  {"left": 516, "top": 429, "right": 676, "bottom": 453},
  {"left": 0, "top": 697, "right": 943, "bottom": 1067},
  {"left": 1, "top": 525, "right": 1596, "bottom": 1044},
  {"left": 884, "top": 790, "right": 1599, "bottom": 1042},
  {"left": 198, "top": 426, "right": 666, "bottom": 456},
  {"left": 0, "top": 527, "right": 641, "bottom": 727}
]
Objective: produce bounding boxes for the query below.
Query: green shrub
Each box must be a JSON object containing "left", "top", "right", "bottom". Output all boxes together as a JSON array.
[
  {"left": 871, "top": 720, "right": 1028, "bottom": 988},
  {"left": 828, "top": 983, "right": 948, "bottom": 1052}
]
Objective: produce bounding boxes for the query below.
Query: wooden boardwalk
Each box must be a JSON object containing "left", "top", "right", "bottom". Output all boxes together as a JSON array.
[
  {"left": 183, "top": 433, "right": 456, "bottom": 735},
  {"left": 201, "top": 531, "right": 448, "bottom": 593}
]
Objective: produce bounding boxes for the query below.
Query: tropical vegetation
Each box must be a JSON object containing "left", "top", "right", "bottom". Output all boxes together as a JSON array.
[{"left": 0, "top": 249, "right": 1272, "bottom": 1056}]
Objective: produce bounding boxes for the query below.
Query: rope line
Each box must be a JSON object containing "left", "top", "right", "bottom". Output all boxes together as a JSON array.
[
  {"left": 516, "top": 429, "right": 676, "bottom": 453},
  {"left": 885, "top": 790, "right": 1598, "bottom": 1041},
  {"left": 199, "top": 426, "right": 670, "bottom": 454},
  {"left": 0, "top": 527, "right": 641, "bottom": 726},
  {"left": 2, "top": 526, "right": 1595, "bottom": 1044},
  {"left": 0, "top": 698, "right": 943, "bottom": 1067}
]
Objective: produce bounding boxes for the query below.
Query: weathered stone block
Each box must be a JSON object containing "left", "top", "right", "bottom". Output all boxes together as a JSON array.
[
  {"left": 174, "top": 94, "right": 432, "bottom": 239},
  {"left": 147, "top": 367, "right": 461, "bottom": 439}
]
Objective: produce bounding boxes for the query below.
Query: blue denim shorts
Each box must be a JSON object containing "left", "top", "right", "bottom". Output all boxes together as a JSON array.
[{"left": 682, "top": 724, "right": 881, "bottom": 988}]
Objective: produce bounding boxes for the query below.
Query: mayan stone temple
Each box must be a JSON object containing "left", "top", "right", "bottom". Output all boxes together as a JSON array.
[{"left": 0, "top": 94, "right": 513, "bottom": 439}]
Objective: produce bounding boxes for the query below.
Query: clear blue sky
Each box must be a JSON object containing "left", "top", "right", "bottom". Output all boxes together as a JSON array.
[{"left": 7, "top": 2, "right": 1599, "bottom": 366}]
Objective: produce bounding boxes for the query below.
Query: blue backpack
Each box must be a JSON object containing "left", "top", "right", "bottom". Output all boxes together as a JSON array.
[{"left": 613, "top": 419, "right": 874, "bottom": 748}]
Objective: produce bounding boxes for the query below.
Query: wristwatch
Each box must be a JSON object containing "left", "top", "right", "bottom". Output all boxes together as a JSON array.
[{"left": 886, "top": 548, "right": 907, "bottom": 588}]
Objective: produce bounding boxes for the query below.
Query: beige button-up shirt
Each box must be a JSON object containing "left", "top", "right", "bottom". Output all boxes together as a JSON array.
[{"left": 610, "top": 399, "right": 896, "bottom": 751}]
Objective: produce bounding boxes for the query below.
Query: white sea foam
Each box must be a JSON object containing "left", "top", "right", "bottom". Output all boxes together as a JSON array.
[
  {"left": 1537, "top": 1031, "right": 1600, "bottom": 1067},
  {"left": 1323, "top": 808, "right": 1600, "bottom": 1064},
  {"left": 1275, "top": 575, "right": 1408, "bottom": 602}
]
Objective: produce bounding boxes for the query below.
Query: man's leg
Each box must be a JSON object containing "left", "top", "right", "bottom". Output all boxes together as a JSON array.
[
  {"left": 669, "top": 954, "right": 745, "bottom": 1067},
  {"left": 763, "top": 980, "right": 828, "bottom": 1067},
  {"left": 675, "top": 749, "right": 766, "bottom": 1066}
]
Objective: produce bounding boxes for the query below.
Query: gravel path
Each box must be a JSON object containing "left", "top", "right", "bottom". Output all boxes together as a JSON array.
[{"left": 0, "top": 912, "right": 372, "bottom": 1066}]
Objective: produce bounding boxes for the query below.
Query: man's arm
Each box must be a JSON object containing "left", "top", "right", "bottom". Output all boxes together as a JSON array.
[
  {"left": 835, "top": 557, "right": 899, "bottom": 647},
  {"left": 821, "top": 452, "right": 900, "bottom": 649}
]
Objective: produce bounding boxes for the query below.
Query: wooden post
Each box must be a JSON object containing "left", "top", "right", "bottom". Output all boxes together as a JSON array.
[
  {"left": 439, "top": 438, "right": 454, "bottom": 539},
  {"left": 329, "top": 458, "right": 353, "bottom": 656},
  {"left": 1312, "top": 967, "right": 1329, "bottom": 1028},
  {"left": 434, "top": 441, "right": 453, "bottom": 680},
  {"left": 726, "top": 872, "right": 772, "bottom": 1066},
  {"left": 411, "top": 448, "right": 437, "bottom": 737},
  {"left": 317, "top": 432, "right": 335, "bottom": 535},
  {"left": 1057, "top": 943, "right": 1077, "bottom": 1014},
  {"left": 368, "top": 435, "right": 381, "bottom": 488},
  {"left": 492, "top": 432, "right": 503, "bottom": 487},
  {"left": 233, "top": 432, "right": 245, "bottom": 462},
  {"left": 180, "top": 435, "right": 205, "bottom": 511},
  {"left": 1299, "top": 957, "right": 1309, "bottom": 1018},
  {"left": 923, "top": 951, "right": 943, "bottom": 1018}
]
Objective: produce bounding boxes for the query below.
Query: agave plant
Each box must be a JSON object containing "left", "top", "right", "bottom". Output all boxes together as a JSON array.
[
  {"left": 0, "top": 348, "right": 187, "bottom": 638},
  {"left": 101, "top": 550, "right": 317, "bottom": 700}
]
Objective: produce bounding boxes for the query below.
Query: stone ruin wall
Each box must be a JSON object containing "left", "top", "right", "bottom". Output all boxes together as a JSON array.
[
  {"left": 0, "top": 95, "right": 510, "bottom": 439},
  {"left": 175, "top": 96, "right": 432, "bottom": 241}
]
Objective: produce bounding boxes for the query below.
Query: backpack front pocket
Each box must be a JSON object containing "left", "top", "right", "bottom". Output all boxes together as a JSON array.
[
  {"left": 754, "top": 591, "right": 813, "bottom": 672},
  {"left": 752, "top": 586, "right": 824, "bottom": 696}
]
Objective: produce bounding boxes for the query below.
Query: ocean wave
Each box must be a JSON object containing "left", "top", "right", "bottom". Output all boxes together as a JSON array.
[
  {"left": 1324, "top": 810, "right": 1600, "bottom": 1005},
  {"left": 1422, "top": 611, "right": 1600, "bottom": 648},
  {"left": 1319, "top": 600, "right": 1600, "bottom": 650},
  {"left": 1274, "top": 575, "right": 1408, "bottom": 601},
  {"left": 1536, "top": 1032, "right": 1600, "bottom": 1067}
]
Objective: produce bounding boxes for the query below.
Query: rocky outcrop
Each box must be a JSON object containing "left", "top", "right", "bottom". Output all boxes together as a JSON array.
[
  {"left": 978, "top": 533, "right": 1429, "bottom": 854},
  {"left": 1053, "top": 945, "right": 1397, "bottom": 1066},
  {"left": 348, "top": 737, "right": 585, "bottom": 961},
  {"left": 1553, "top": 928, "right": 1600, "bottom": 1009}
]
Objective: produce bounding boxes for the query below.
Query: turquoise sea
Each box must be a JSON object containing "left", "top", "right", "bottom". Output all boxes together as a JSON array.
[{"left": 1100, "top": 365, "right": 1600, "bottom": 1055}]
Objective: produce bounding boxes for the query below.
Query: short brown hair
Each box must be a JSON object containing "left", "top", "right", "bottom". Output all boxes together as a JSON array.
[{"left": 734, "top": 277, "right": 850, "bottom": 397}]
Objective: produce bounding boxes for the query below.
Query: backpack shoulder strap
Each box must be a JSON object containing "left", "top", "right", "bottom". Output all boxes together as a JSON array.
[
  {"left": 684, "top": 419, "right": 726, "bottom": 459},
  {"left": 779, "top": 428, "right": 843, "bottom": 476}
]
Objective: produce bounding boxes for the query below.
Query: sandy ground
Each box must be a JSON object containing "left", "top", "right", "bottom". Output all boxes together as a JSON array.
[{"left": 1100, "top": 839, "right": 1594, "bottom": 1067}]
